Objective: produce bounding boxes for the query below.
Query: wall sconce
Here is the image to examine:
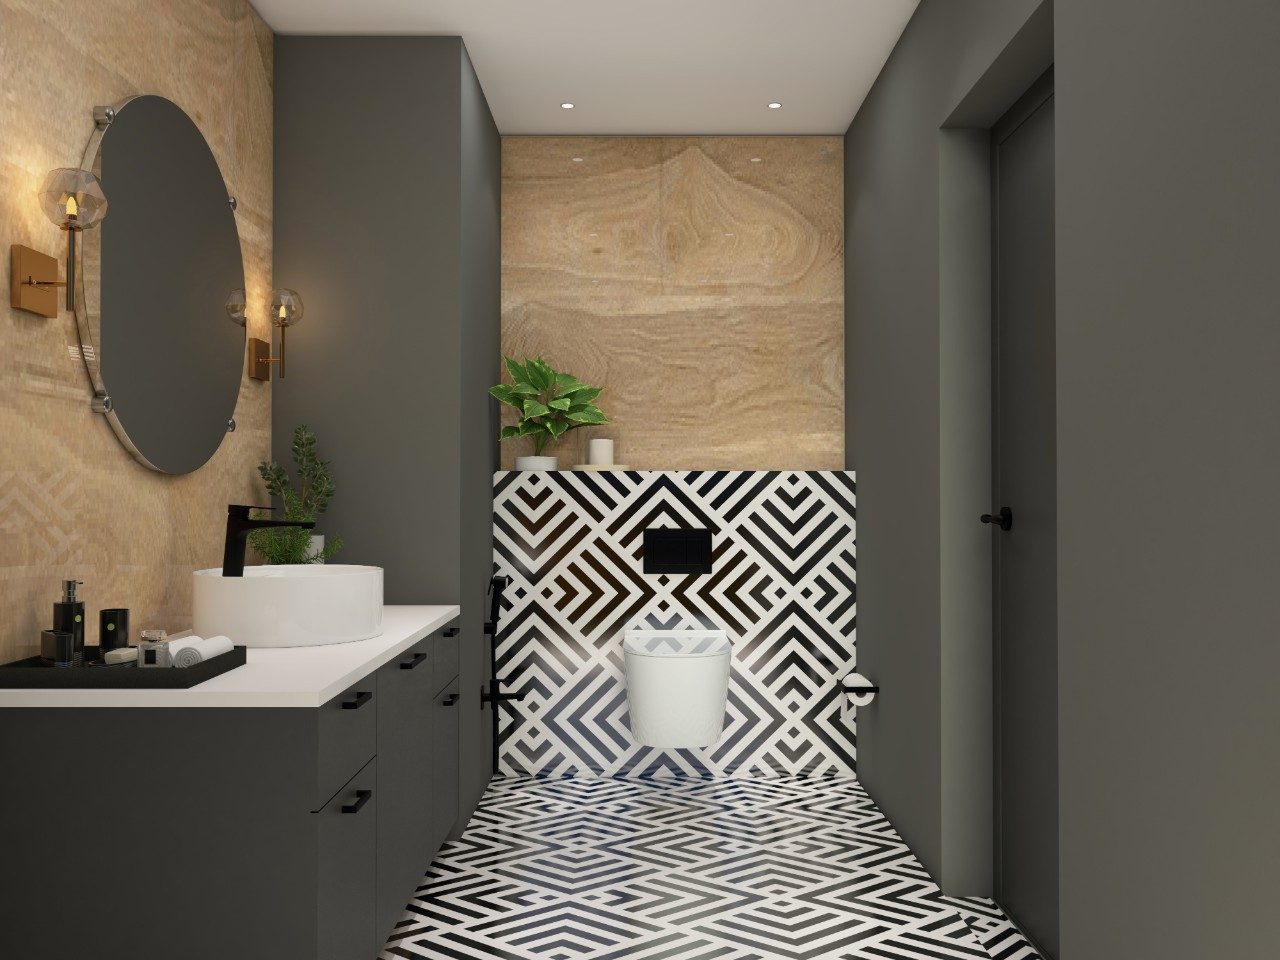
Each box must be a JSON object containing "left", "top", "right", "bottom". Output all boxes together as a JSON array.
[
  {"left": 246, "top": 288, "right": 303, "bottom": 381},
  {"left": 9, "top": 168, "right": 108, "bottom": 318}
]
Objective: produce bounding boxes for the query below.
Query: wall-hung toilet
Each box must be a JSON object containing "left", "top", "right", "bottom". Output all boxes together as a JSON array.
[{"left": 623, "top": 627, "right": 732, "bottom": 748}]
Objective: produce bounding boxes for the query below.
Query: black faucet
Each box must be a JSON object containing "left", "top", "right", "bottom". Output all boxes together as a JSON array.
[{"left": 221, "top": 504, "right": 315, "bottom": 577}]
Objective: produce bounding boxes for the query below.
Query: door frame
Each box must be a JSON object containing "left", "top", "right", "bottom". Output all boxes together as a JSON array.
[
  {"left": 988, "top": 67, "right": 1057, "bottom": 959},
  {"left": 990, "top": 67, "right": 1055, "bottom": 904},
  {"left": 932, "top": 0, "right": 1053, "bottom": 901}
]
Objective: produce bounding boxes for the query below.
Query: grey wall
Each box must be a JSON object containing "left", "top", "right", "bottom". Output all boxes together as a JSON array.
[
  {"left": 457, "top": 44, "right": 502, "bottom": 819},
  {"left": 848, "top": 0, "right": 1280, "bottom": 954},
  {"left": 273, "top": 36, "right": 462, "bottom": 604},
  {"left": 1055, "top": 3, "right": 1280, "bottom": 957},
  {"left": 274, "top": 36, "right": 500, "bottom": 832},
  {"left": 844, "top": 0, "right": 1046, "bottom": 892}
]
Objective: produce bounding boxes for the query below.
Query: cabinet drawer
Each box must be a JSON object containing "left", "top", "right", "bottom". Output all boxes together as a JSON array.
[
  {"left": 316, "top": 677, "right": 377, "bottom": 810},
  {"left": 318, "top": 758, "right": 377, "bottom": 960},
  {"left": 434, "top": 625, "right": 460, "bottom": 694}
]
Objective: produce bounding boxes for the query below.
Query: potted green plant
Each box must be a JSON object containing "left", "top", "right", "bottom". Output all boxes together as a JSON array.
[
  {"left": 250, "top": 425, "right": 344, "bottom": 564},
  {"left": 489, "top": 356, "right": 609, "bottom": 470}
]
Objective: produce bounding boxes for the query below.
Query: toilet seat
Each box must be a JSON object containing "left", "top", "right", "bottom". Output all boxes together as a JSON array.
[{"left": 623, "top": 630, "right": 731, "bottom": 658}]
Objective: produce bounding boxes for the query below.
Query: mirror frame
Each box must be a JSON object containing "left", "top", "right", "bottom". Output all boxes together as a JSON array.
[{"left": 73, "top": 96, "right": 246, "bottom": 473}]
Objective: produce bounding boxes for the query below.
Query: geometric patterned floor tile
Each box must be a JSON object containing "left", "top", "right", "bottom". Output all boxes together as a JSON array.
[{"left": 382, "top": 776, "right": 1043, "bottom": 960}]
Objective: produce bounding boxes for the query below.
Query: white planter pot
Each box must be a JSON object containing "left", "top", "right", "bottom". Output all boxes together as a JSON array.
[
  {"left": 309, "top": 534, "right": 325, "bottom": 562},
  {"left": 516, "top": 456, "right": 558, "bottom": 471}
]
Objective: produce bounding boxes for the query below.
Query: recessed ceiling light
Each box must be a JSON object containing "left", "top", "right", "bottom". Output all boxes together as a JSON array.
[
  {"left": 572, "top": 157, "right": 584, "bottom": 163},
  {"left": 561, "top": 102, "right": 575, "bottom": 109},
  {"left": 750, "top": 157, "right": 763, "bottom": 163},
  {"left": 768, "top": 102, "right": 782, "bottom": 109}
]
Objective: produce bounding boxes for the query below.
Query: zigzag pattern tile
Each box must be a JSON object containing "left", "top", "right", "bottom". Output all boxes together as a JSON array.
[
  {"left": 380, "top": 776, "right": 1040, "bottom": 960},
  {"left": 492, "top": 471, "right": 858, "bottom": 777}
]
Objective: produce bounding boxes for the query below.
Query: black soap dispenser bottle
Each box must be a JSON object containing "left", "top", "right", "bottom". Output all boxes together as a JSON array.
[{"left": 53, "top": 580, "right": 85, "bottom": 665}]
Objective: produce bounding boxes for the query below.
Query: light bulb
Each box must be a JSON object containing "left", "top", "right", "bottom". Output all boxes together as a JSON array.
[{"left": 64, "top": 194, "right": 78, "bottom": 218}]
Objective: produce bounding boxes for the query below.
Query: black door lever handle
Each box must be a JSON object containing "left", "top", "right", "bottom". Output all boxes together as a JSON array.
[{"left": 981, "top": 507, "right": 1013, "bottom": 531}]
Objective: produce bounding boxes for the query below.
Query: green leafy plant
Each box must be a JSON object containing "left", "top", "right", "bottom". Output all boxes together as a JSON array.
[
  {"left": 489, "top": 356, "right": 609, "bottom": 456},
  {"left": 249, "top": 425, "right": 344, "bottom": 564}
]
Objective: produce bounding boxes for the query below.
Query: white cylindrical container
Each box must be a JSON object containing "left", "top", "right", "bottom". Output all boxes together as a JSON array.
[
  {"left": 588, "top": 438, "right": 615, "bottom": 466},
  {"left": 623, "top": 628, "right": 731, "bottom": 748}
]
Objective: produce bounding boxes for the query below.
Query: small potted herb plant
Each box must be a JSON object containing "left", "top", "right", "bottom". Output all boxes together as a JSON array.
[
  {"left": 489, "top": 357, "right": 609, "bottom": 470},
  {"left": 250, "top": 425, "right": 344, "bottom": 563}
]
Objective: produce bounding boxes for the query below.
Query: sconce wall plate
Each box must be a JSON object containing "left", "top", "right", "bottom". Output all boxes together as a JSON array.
[
  {"left": 10, "top": 244, "right": 61, "bottom": 318},
  {"left": 248, "top": 337, "right": 273, "bottom": 381}
]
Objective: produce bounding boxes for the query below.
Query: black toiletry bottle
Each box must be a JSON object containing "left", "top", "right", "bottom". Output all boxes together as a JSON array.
[
  {"left": 53, "top": 580, "right": 85, "bottom": 665},
  {"left": 99, "top": 608, "right": 129, "bottom": 653}
]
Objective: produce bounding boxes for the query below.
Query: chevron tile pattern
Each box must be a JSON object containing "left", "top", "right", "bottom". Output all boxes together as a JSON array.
[
  {"left": 492, "top": 470, "right": 858, "bottom": 777},
  {"left": 380, "top": 776, "right": 1040, "bottom": 960}
]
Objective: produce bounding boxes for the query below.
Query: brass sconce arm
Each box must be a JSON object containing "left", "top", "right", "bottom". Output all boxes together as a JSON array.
[{"left": 245, "top": 289, "right": 303, "bottom": 382}]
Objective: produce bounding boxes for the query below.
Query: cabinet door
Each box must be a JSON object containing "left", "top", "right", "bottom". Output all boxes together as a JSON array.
[
  {"left": 375, "top": 638, "right": 435, "bottom": 940},
  {"left": 318, "top": 759, "right": 377, "bottom": 960},
  {"left": 429, "top": 675, "right": 461, "bottom": 853}
]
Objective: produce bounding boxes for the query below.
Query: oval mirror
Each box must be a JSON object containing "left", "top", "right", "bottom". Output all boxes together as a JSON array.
[{"left": 78, "top": 95, "right": 245, "bottom": 474}]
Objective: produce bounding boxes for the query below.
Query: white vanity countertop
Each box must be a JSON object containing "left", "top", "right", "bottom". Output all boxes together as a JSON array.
[{"left": 0, "top": 605, "right": 459, "bottom": 709}]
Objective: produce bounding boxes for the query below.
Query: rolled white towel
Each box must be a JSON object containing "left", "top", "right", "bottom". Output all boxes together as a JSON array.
[{"left": 169, "top": 635, "right": 234, "bottom": 668}]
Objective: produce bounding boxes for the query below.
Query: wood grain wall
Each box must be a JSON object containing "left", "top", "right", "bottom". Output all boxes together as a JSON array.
[
  {"left": 501, "top": 137, "right": 844, "bottom": 470},
  {"left": 0, "top": 0, "right": 273, "bottom": 664}
]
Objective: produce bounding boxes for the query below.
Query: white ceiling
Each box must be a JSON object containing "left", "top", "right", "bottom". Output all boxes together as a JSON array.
[{"left": 253, "top": 0, "right": 920, "bottom": 135}]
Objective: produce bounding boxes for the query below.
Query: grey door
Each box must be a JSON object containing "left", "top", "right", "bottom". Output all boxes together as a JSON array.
[{"left": 992, "top": 70, "right": 1058, "bottom": 959}]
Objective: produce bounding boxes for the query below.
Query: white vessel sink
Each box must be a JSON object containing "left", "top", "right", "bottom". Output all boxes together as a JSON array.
[{"left": 192, "top": 565, "right": 384, "bottom": 648}]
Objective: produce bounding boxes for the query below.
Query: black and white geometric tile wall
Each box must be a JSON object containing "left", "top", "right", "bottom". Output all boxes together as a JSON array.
[{"left": 492, "top": 470, "right": 859, "bottom": 777}]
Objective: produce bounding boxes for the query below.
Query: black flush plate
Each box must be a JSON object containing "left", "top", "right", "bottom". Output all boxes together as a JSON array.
[{"left": 643, "top": 528, "right": 713, "bottom": 574}]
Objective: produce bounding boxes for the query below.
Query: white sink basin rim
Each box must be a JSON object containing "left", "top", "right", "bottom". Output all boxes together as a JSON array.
[{"left": 192, "top": 564, "right": 384, "bottom": 648}]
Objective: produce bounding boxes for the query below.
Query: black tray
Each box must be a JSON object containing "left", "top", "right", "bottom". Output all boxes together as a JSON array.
[{"left": 0, "top": 646, "right": 247, "bottom": 689}]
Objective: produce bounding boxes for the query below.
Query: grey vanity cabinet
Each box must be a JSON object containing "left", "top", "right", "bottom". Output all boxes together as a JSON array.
[
  {"left": 0, "top": 625, "right": 463, "bottom": 960},
  {"left": 375, "top": 635, "right": 437, "bottom": 938}
]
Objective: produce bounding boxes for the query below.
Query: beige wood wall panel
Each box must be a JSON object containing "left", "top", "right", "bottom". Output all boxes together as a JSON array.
[
  {"left": 0, "top": 0, "right": 273, "bottom": 664},
  {"left": 501, "top": 136, "right": 844, "bottom": 470}
]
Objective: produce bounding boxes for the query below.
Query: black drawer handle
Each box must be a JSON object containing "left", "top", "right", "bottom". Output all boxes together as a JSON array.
[
  {"left": 341, "top": 790, "right": 372, "bottom": 814},
  {"left": 442, "top": 692, "right": 460, "bottom": 707},
  {"left": 341, "top": 691, "right": 373, "bottom": 710},
  {"left": 443, "top": 627, "right": 460, "bottom": 637},
  {"left": 401, "top": 652, "right": 429, "bottom": 670}
]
